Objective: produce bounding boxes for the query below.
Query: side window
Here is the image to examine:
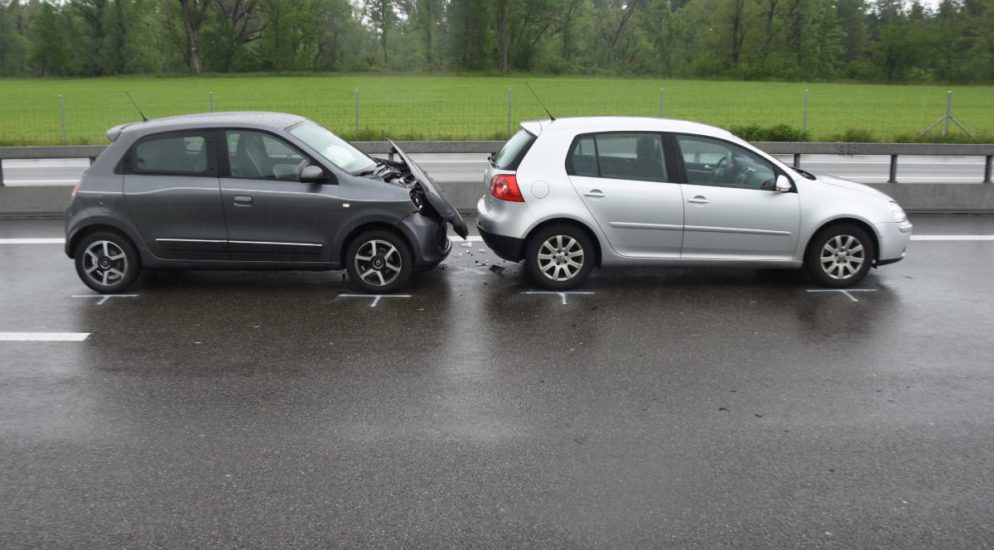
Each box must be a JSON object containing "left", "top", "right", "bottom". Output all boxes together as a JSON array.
[
  {"left": 226, "top": 130, "right": 306, "bottom": 181},
  {"left": 567, "top": 135, "right": 598, "bottom": 177},
  {"left": 596, "top": 134, "right": 666, "bottom": 182},
  {"left": 566, "top": 133, "right": 667, "bottom": 182},
  {"left": 676, "top": 135, "right": 777, "bottom": 190},
  {"left": 131, "top": 133, "right": 210, "bottom": 175}
]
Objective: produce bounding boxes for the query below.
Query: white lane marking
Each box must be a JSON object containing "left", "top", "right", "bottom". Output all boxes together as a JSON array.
[
  {"left": 72, "top": 294, "right": 138, "bottom": 305},
  {"left": 523, "top": 290, "right": 595, "bottom": 305},
  {"left": 911, "top": 235, "right": 994, "bottom": 241},
  {"left": 806, "top": 289, "right": 877, "bottom": 302},
  {"left": 3, "top": 179, "right": 79, "bottom": 186},
  {"left": 0, "top": 238, "right": 66, "bottom": 244},
  {"left": 0, "top": 332, "right": 90, "bottom": 342},
  {"left": 336, "top": 294, "right": 411, "bottom": 308}
]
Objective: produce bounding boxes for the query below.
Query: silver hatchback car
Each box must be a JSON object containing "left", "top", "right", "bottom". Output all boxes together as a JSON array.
[{"left": 477, "top": 117, "right": 912, "bottom": 289}]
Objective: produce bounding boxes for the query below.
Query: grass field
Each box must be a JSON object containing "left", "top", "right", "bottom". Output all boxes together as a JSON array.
[{"left": 1, "top": 74, "right": 992, "bottom": 145}]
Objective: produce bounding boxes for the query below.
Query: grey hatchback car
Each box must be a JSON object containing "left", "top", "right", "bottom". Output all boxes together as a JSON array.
[{"left": 65, "top": 112, "right": 467, "bottom": 293}]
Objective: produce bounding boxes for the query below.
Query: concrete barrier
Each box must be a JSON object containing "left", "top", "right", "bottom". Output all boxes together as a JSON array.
[{"left": 2, "top": 141, "right": 993, "bottom": 217}]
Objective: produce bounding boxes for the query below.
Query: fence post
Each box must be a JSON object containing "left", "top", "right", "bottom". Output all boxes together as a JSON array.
[
  {"left": 802, "top": 89, "right": 809, "bottom": 134},
  {"left": 354, "top": 88, "right": 360, "bottom": 134},
  {"left": 59, "top": 95, "right": 68, "bottom": 146},
  {"left": 659, "top": 88, "right": 665, "bottom": 116},
  {"left": 209, "top": 92, "right": 214, "bottom": 112},
  {"left": 507, "top": 88, "right": 512, "bottom": 139},
  {"left": 943, "top": 91, "right": 952, "bottom": 137}
]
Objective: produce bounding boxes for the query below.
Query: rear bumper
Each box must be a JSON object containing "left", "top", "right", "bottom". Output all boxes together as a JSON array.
[{"left": 478, "top": 225, "right": 524, "bottom": 262}]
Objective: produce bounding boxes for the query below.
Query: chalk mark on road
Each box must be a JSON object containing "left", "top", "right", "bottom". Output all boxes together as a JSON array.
[
  {"left": 337, "top": 294, "right": 412, "bottom": 308},
  {"left": 72, "top": 294, "right": 138, "bottom": 305},
  {"left": 523, "top": 290, "right": 596, "bottom": 305},
  {"left": 806, "top": 289, "right": 877, "bottom": 303}
]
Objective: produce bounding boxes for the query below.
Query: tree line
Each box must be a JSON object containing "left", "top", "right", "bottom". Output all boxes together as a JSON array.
[{"left": 1, "top": 0, "right": 992, "bottom": 82}]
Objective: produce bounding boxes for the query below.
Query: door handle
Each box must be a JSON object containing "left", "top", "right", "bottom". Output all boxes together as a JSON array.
[
  {"left": 584, "top": 189, "right": 606, "bottom": 198},
  {"left": 233, "top": 195, "right": 253, "bottom": 207},
  {"left": 687, "top": 195, "right": 708, "bottom": 204}
]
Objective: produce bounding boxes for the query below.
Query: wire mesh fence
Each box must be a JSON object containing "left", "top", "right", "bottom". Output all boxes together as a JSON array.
[{"left": 1, "top": 76, "right": 992, "bottom": 146}]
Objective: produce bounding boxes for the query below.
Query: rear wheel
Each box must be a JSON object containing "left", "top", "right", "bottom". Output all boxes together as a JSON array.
[
  {"left": 74, "top": 231, "right": 141, "bottom": 293},
  {"left": 806, "top": 224, "right": 875, "bottom": 288},
  {"left": 345, "top": 230, "right": 413, "bottom": 293},
  {"left": 525, "top": 224, "right": 594, "bottom": 290}
]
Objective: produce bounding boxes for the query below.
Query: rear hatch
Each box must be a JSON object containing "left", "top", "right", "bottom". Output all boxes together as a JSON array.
[{"left": 389, "top": 140, "right": 469, "bottom": 238}]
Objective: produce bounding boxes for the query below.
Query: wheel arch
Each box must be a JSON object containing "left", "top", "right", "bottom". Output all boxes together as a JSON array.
[
  {"left": 338, "top": 220, "right": 414, "bottom": 264},
  {"left": 525, "top": 217, "right": 603, "bottom": 267},
  {"left": 67, "top": 221, "right": 142, "bottom": 261},
  {"left": 805, "top": 217, "right": 881, "bottom": 263}
]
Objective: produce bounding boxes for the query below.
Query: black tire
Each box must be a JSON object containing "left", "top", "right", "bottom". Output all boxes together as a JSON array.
[
  {"left": 345, "top": 230, "right": 414, "bottom": 293},
  {"left": 525, "top": 224, "right": 595, "bottom": 290},
  {"left": 74, "top": 231, "right": 141, "bottom": 294},
  {"left": 805, "top": 224, "right": 875, "bottom": 288},
  {"left": 416, "top": 259, "right": 443, "bottom": 272}
]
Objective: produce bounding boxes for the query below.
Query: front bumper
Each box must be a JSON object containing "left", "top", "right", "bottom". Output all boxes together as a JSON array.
[
  {"left": 875, "top": 221, "right": 913, "bottom": 266},
  {"left": 398, "top": 212, "right": 451, "bottom": 268}
]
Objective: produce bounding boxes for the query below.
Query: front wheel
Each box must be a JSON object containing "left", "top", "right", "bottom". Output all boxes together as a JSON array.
[
  {"left": 806, "top": 224, "right": 875, "bottom": 288},
  {"left": 525, "top": 225, "right": 595, "bottom": 290},
  {"left": 74, "top": 231, "right": 141, "bottom": 293},
  {"left": 345, "top": 230, "right": 414, "bottom": 293}
]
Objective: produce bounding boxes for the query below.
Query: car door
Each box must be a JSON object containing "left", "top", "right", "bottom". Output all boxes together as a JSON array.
[
  {"left": 123, "top": 130, "right": 227, "bottom": 260},
  {"left": 220, "top": 129, "right": 340, "bottom": 262},
  {"left": 566, "top": 132, "right": 683, "bottom": 258},
  {"left": 673, "top": 134, "right": 800, "bottom": 261}
]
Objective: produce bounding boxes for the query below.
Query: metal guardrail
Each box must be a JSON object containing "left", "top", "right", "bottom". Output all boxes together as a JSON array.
[{"left": 0, "top": 141, "right": 992, "bottom": 186}]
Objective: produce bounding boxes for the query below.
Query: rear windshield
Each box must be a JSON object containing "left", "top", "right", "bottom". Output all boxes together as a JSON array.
[{"left": 492, "top": 129, "right": 536, "bottom": 170}]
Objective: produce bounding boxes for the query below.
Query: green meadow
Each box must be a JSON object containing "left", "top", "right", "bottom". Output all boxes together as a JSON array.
[{"left": 1, "top": 74, "right": 992, "bottom": 145}]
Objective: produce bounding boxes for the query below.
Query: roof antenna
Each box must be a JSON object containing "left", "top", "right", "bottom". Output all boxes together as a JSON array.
[
  {"left": 125, "top": 92, "right": 148, "bottom": 122},
  {"left": 524, "top": 82, "right": 555, "bottom": 121}
]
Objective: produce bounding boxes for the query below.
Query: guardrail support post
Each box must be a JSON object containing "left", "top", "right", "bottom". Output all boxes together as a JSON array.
[
  {"left": 888, "top": 155, "right": 898, "bottom": 183},
  {"left": 793, "top": 154, "right": 801, "bottom": 168},
  {"left": 985, "top": 155, "right": 992, "bottom": 184},
  {"left": 0, "top": 158, "right": 4, "bottom": 187}
]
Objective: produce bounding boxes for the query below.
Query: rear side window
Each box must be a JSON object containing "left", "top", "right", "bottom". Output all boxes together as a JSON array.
[
  {"left": 492, "top": 129, "right": 535, "bottom": 170},
  {"left": 130, "top": 132, "right": 212, "bottom": 175},
  {"left": 567, "top": 132, "right": 668, "bottom": 182}
]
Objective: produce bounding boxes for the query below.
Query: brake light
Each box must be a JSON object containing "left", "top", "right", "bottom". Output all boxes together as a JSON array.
[{"left": 489, "top": 174, "right": 524, "bottom": 202}]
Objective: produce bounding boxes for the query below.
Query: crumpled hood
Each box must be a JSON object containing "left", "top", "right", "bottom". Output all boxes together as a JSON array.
[{"left": 811, "top": 173, "right": 893, "bottom": 202}]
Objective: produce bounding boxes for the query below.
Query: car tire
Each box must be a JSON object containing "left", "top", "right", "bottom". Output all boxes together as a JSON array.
[
  {"left": 74, "top": 231, "right": 141, "bottom": 294},
  {"left": 345, "top": 230, "right": 414, "bottom": 293},
  {"left": 806, "top": 224, "right": 875, "bottom": 288},
  {"left": 525, "top": 224, "right": 595, "bottom": 290}
]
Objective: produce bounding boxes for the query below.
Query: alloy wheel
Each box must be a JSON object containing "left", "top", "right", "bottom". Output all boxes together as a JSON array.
[
  {"left": 82, "top": 240, "right": 129, "bottom": 287},
  {"left": 353, "top": 239, "right": 402, "bottom": 287},
  {"left": 537, "top": 235, "right": 585, "bottom": 282},
  {"left": 820, "top": 234, "right": 865, "bottom": 280}
]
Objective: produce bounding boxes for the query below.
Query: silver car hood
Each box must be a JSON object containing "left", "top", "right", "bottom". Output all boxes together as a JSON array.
[{"left": 810, "top": 173, "right": 892, "bottom": 201}]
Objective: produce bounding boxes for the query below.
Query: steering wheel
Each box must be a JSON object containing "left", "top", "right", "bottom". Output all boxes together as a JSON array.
[{"left": 711, "top": 153, "right": 734, "bottom": 183}]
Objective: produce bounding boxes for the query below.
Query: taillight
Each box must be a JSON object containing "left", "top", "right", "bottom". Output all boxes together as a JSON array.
[{"left": 489, "top": 173, "right": 524, "bottom": 202}]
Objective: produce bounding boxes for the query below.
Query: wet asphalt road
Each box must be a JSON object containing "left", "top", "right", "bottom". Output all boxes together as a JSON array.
[{"left": 2, "top": 216, "right": 994, "bottom": 548}]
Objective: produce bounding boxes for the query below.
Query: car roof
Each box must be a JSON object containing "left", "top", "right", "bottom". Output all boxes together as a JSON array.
[
  {"left": 109, "top": 111, "right": 307, "bottom": 141},
  {"left": 522, "top": 116, "right": 736, "bottom": 140}
]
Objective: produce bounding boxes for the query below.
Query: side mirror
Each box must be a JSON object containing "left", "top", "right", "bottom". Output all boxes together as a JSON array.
[
  {"left": 774, "top": 174, "right": 792, "bottom": 193},
  {"left": 300, "top": 164, "right": 330, "bottom": 184}
]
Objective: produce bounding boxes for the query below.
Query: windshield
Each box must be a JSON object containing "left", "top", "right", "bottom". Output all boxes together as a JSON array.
[{"left": 288, "top": 120, "right": 377, "bottom": 175}]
